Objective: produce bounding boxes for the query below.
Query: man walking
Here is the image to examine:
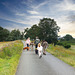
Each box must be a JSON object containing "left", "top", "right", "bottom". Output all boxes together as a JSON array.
[
  {"left": 42, "top": 40, "right": 48, "bottom": 55},
  {"left": 34, "top": 37, "right": 40, "bottom": 54}
]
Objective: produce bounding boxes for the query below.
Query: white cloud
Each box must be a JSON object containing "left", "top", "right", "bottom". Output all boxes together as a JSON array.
[
  {"left": 5, "top": 24, "right": 26, "bottom": 32},
  {"left": 0, "top": 14, "right": 41, "bottom": 26},
  {"left": 0, "top": 15, "right": 31, "bottom": 25},
  {"left": 15, "top": 12, "right": 26, "bottom": 16},
  {"left": 27, "top": 15, "right": 43, "bottom": 19},
  {"left": 27, "top": 10, "right": 39, "bottom": 14},
  {"left": 31, "top": 1, "right": 49, "bottom": 10},
  {"left": 27, "top": 0, "right": 34, "bottom": 3},
  {"left": 22, "top": 0, "right": 34, "bottom": 4},
  {"left": 55, "top": 0, "right": 75, "bottom": 11},
  {"left": 22, "top": 0, "right": 49, "bottom": 10}
]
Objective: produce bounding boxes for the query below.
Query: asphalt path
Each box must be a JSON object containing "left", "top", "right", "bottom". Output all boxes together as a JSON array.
[{"left": 16, "top": 41, "right": 75, "bottom": 75}]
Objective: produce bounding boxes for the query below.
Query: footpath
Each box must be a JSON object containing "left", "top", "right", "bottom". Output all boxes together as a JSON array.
[{"left": 16, "top": 41, "right": 75, "bottom": 75}]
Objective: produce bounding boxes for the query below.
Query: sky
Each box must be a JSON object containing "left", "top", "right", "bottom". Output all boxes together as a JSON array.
[{"left": 0, "top": 0, "right": 75, "bottom": 37}]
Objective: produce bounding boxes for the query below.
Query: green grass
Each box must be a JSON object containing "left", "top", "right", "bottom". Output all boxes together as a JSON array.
[
  {"left": 0, "top": 40, "right": 23, "bottom": 75},
  {"left": 47, "top": 44, "right": 75, "bottom": 67},
  {"left": 0, "top": 55, "right": 20, "bottom": 75}
]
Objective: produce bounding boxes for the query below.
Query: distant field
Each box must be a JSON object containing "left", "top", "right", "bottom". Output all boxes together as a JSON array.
[{"left": 47, "top": 44, "right": 75, "bottom": 67}]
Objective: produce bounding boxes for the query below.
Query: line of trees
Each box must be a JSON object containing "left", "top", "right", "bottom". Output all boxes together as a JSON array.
[
  {"left": 0, "top": 18, "right": 60, "bottom": 44},
  {"left": 0, "top": 26, "right": 24, "bottom": 41},
  {"left": 1, "top": 18, "right": 74, "bottom": 45}
]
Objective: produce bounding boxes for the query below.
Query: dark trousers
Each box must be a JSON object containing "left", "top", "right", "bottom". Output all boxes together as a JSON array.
[
  {"left": 35, "top": 44, "right": 38, "bottom": 54},
  {"left": 27, "top": 44, "right": 29, "bottom": 47},
  {"left": 27, "top": 44, "right": 29, "bottom": 50}
]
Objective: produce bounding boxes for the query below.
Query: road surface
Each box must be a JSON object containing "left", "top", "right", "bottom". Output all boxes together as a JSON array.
[{"left": 16, "top": 41, "right": 75, "bottom": 75}]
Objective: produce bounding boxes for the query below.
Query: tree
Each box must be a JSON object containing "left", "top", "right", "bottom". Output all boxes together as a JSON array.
[
  {"left": 24, "top": 28, "right": 29, "bottom": 39},
  {"left": 38, "top": 18, "right": 60, "bottom": 43},
  {"left": 20, "top": 32, "right": 24, "bottom": 40},
  {"left": 0, "top": 27, "right": 10, "bottom": 41},
  {"left": 63, "top": 34, "right": 73, "bottom": 41},
  {"left": 24, "top": 25, "right": 40, "bottom": 39},
  {"left": 24, "top": 28, "right": 29, "bottom": 34},
  {"left": 0, "top": 26, "right": 3, "bottom": 30},
  {"left": 10, "top": 29, "right": 21, "bottom": 40}
]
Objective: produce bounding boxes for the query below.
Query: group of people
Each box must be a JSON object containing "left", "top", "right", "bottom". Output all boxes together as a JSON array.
[{"left": 24, "top": 37, "right": 48, "bottom": 58}]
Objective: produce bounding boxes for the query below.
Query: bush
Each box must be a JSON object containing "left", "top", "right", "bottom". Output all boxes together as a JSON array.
[
  {"left": 63, "top": 44, "right": 71, "bottom": 49},
  {"left": 57, "top": 42, "right": 71, "bottom": 49},
  {"left": 57, "top": 42, "right": 63, "bottom": 46}
]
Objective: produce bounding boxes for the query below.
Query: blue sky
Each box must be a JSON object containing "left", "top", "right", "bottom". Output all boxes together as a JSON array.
[{"left": 0, "top": 0, "right": 75, "bottom": 37}]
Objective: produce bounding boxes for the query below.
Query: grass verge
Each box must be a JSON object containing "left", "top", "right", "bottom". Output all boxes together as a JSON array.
[
  {"left": 47, "top": 44, "right": 75, "bottom": 67},
  {"left": 0, "top": 40, "right": 23, "bottom": 75}
]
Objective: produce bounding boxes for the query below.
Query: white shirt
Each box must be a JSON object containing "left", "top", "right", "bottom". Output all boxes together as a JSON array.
[{"left": 37, "top": 46, "right": 43, "bottom": 52}]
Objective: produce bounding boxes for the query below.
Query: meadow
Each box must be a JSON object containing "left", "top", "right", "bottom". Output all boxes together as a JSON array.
[
  {"left": 47, "top": 44, "right": 75, "bottom": 67},
  {"left": 0, "top": 40, "right": 23, "bottom": 75}
]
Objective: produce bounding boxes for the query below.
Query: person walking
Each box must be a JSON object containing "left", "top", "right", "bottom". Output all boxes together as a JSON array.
[
  {"left": 23, "top": 37, "right": 31, "bottom": 51},
  {"left": 37, "top": 43, "right": 43, "bottom": 58},
  {"left": 34, "top": 37, "right": 40, "bottom": 54},
  {"left": 42, "top": 40, "right": 48, "bottom": 55},
  {"left": 30, "top": 41, "right": 34, "bottom": 50}
]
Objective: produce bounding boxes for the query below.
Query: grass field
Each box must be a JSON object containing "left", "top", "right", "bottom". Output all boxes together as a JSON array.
[
  {"left": 0, "top": 40, "right": 23, "bottom": 75},
  {"left": 47, "top": 44, "right": 75, "bottom": 67}
]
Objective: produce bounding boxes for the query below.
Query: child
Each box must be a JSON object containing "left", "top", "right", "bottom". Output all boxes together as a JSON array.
[
  {"left": 30, "top": 41, "right": 34, "bottom": 50},
  {"left": 37, "top": 43, "right": 43, "bottom": 58}
]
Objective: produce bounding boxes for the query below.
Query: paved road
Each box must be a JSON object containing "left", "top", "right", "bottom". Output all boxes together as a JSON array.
[{"left": 16, "top": 41, "right": 75, "bottom": 75}]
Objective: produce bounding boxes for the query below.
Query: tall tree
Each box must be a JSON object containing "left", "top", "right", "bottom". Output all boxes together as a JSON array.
[
  {"left": 38, "top": 18, "right": 60, "bottom": 43},
  {"left": 0, "top": 27, "right": 10, "bottom": 41},
  {"left": 24, "top": 28, "right": 29, "bottom": 39},
  {"left": 20, "top": 32, "right": 24, "bottom": 40}
]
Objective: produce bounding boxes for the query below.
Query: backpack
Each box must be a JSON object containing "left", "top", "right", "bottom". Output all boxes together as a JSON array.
[{"left": 35, "top": 39, "right": 40, "bottom": 45}]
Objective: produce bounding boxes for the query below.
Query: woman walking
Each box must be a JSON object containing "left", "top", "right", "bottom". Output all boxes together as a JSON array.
[{"left": 23, "top": 37, "right": 31, "bottom": 51}]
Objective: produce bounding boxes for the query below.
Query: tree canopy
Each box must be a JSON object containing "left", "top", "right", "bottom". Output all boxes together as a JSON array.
[
  {"left": 24, "top": 18, "right": 60, "bottom": 43},
  {"left": 24, "top": 24, "right": 40, "bottom": 39},
  {"left": 0, "top": 27, "right": 10, "bottom": 41},
  {"left": 38, "top": 18, "right": 60, "bottom": 43},
  {"left": 0, "top": 26, "right": 24, "bottom": 41}
]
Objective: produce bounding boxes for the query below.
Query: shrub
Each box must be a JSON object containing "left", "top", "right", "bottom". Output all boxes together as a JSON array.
[
  {"left": 57, "top": 42, "right": 63, "bottom": 46},
  {"left": 63, "top": 44, "right": 71, "bottom": 49},
  {"left": 57, "top": 42, "right": 71, "bottom": 49}
]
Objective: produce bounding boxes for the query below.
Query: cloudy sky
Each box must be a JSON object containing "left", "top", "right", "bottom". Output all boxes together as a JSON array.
[{"left": 0, "top": 0, "right": 75, "bottom": 37}]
